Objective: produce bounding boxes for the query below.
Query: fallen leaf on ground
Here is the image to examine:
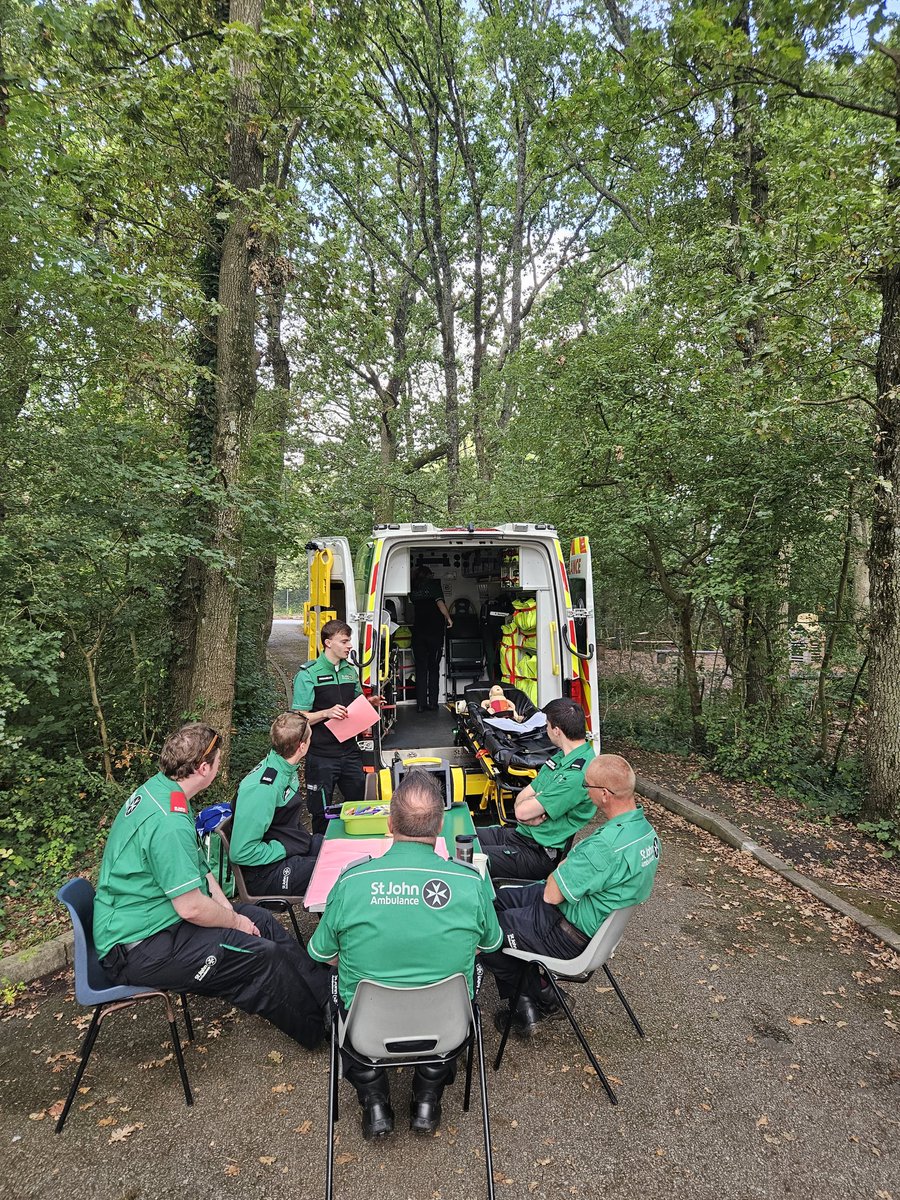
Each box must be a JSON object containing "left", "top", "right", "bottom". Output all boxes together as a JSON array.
[
  {"left": 756, "top": 1115, "right": 769, "bottom": 1128},
  {"left": 47, "top": 1101, "right": 65, "bottom": 1119},
  {"left": 109, "top": 1122, "right": 144, "bottom": 1143},
  {"left": 267, "top": 1050, "right": 284, "bottom": 1064},
  {"left": 787, "top": 1016, "right": 813, "bottom": 1026},
  {"left": 334, "top": 1153, "right": 357, "bottom": 1165},
  {"left": 98, "top": 1116, "right": 117, "bottom": 1127},
  {"left": 28, "top": 1112, "right": 45, "bottom": 1121},
  {"left": 259, "top": 1156, "right": 276, "bottom": 1165},
  {"left": 224, "top": 1165, "right": 240, "bottom": 1177},
  {"left": 295, "top": 1120, "right": 312, "bottom": 1134},
  {"left": 271, "top": 1083, "right": 294, "bottom": 1094}
]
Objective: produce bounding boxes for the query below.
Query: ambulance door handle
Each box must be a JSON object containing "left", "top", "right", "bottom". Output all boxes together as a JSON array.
[
  {"left": 379, "top": 623, "right": 391, "bottom": 682},
  {"left": 548, "top": 622, "right": 560, "bottom": 676},
  {"left": 561, "top": 629, "right": 595, "bottom": 662}
]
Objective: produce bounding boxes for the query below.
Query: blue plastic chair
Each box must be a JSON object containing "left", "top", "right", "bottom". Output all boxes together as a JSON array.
[{"left": 55, "top": 878, "right": 194, "bottom": 1133}]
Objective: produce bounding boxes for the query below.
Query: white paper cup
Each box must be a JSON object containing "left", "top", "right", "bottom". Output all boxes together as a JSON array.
[{"left": 473, "top": 852, "right": 489, "bottom": 878}]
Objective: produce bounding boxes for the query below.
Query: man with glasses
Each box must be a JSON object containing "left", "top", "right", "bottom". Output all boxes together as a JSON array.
[
  {"left": 482, "top": 754, "right": 660, "bottom": 1037},
  {"left": 94, "top": 723, "right": 329, "bottom": 1050}
]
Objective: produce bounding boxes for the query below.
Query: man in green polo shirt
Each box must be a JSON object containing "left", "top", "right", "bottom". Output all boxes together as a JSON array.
[
  {"left": 481, "top": 753, "right": 660, "bottom": 1037},
  {"left": 308, "top": 770, "right": 502, "bottom": 1140},
  {"left": 229, "top": 711, "right": 323, "bottom": 895},
  {"left": 477, "top": 697, "right": 594, "bottom": 879},
  {"left": 292, "top": 619, "right": 382, "bottom": 836},
  {"left": 94, "top": 723, "right": 329, "bottom": 1050}
]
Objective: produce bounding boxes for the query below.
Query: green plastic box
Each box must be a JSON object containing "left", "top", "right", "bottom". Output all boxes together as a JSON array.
[{"left": 340, "top": 801, "right": 391, "bottom": 836}]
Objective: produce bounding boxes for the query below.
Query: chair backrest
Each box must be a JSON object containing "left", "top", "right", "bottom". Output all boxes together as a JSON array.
[
  {"left": 215, "top": 821, "right": 252, "bottom": 903},
  {"left": 56, "top": 877, "right": 110, "bottom": 1005},
  {"left": 342, "top": 974, "right": 472, "bottom": 1060},
  {"left": 580, "top": 906, "right": 636, "bottom": 973}
]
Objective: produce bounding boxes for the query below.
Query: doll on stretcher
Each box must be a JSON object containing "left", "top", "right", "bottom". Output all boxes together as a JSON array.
[{"left": 480, "top": 684, "right": 524, "bottom": 722}]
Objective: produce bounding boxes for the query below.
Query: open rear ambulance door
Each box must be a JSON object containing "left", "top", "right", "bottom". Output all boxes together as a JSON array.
[
  {"left": 304, "top": 537, "right": 359, "bottom": 663},
  {"left": 568, "top": 536, "right": 601, "bottom": 744}
]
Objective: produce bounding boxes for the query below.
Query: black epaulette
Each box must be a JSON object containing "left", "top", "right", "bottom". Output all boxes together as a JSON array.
[
  {"left": 569, "top": 757, "right": 587, "bottom": 770},
  {"left": 341, "top": 855, "right": 372, "bottom": 873},
  {"left": 260, "top": 766, "right": 278, "bottom": 785}
]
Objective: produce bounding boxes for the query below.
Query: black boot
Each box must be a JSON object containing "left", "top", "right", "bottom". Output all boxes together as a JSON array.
[
  {"left": 349, "top": 1066, "right": 394, "bottom": 1140},
  {"left": 409, "top": 1062, "right": 451, "bottom": 1135}
]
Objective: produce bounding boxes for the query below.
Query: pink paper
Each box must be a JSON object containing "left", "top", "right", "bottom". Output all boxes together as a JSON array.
[
  {"left": 305, "top": 837, "right": 449, "bottom": 911},
  {"left": 324, "top": 693, "right": 381, "bottom": 742}
]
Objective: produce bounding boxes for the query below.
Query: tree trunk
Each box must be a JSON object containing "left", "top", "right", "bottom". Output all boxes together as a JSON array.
[
  {"left": 188, "top": 0, "right": 264, "bottom": 761},
  {"left": 864, "top": 225, "right": 900, "bottom": 821}
]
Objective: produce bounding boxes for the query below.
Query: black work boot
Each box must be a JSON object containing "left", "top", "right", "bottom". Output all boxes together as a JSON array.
[
  {"left": 409, "top": 1064, "right": 448, "bottom": 1135},
  {"left": 350, "top": 1067, "right": 394, "bottom": 1140},
  {"left": 493, "top": 994, "right": 542, "bottom": 1037}
]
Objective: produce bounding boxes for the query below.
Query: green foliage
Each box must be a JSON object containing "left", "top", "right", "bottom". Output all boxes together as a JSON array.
[{"left": 857, "top": 818, "right": 900, "bottom": 859}]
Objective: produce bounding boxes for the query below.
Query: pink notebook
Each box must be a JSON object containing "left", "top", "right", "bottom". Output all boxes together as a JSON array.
[
  {"left": 324, "top": 694, "right": 381, "bottom": 742},
  {"left": 305, "top": 837, "right": 449, "bottom": 911}
]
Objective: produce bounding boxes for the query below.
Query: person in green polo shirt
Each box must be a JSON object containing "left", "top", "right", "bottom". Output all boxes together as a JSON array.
[
  {"left": 308, "top": 770, "right": 502, "bottom": 1140},
  {"left": 477, "top": 697, "right": 594, "bottom": 879},
  {"left": 481, "top": 753, "right": 660, "bottom": 1037},
  {"left": 94, "top": 723, "right": 329, "bottom": 1050},
  {"left": 292, "top": 619, "right": 383, "bottom": 836},
  {"left": 229, "top": 711, "right": 323, "bottom": 895}
]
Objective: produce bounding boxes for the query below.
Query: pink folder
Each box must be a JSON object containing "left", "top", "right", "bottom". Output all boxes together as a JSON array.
[
  {"left": 324, "top": 693, "right": 381, "bottom": 742},
  {"left": 305, "top": 837, "right": 449, "bottom": 911}
]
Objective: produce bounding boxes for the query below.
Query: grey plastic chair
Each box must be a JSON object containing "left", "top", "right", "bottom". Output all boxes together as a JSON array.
[
  {"left": 493, "top": 905, "right": 644, "bottom": 1106},
  {"left": 215, "top": 820, "right": 306, "bottom": 945},
  {"left": 55, "top": 877, "right": 193, "bottom": 1133},
  {"left": 326, "top": 968, "right": 495, "bottom": 1200}
]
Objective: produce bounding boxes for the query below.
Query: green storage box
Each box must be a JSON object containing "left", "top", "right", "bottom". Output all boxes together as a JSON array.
[{"left": 340, "top": 801, "right": 391, "bottom": 836}]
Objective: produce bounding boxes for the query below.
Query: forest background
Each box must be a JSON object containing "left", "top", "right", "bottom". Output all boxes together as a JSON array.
[{"left": 2, "top": 0, "right": 900, "bottom": 951}]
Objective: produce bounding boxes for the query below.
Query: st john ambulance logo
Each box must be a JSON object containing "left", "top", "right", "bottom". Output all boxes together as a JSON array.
[{"left": 422, "top": 879, "right": 451, "bottom": 909}]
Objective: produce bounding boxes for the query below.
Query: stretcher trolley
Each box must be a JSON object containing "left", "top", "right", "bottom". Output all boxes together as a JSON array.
[{"left": 455, "top": 683, "right": 556, "bottom": 824}]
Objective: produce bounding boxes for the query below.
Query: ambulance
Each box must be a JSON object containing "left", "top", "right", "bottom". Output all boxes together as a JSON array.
[{"left": 303, "top": 523, "right": 600, "bottom": 805}]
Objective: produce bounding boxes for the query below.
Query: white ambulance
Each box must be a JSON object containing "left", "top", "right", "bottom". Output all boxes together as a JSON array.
[{"left": 304, "top": 523, "right": 600, "bottom": 791}]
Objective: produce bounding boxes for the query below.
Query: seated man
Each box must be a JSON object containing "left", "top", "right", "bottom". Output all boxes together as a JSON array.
[
  {"left": 481, "top": 753, "right": 660, "bottom": 1036},
  {"left": 308, "top": 770, "right": 502, "bottom": 1140},
  {"left": 229, "top": 711, "right": 322, "bottom": 896},
  {"left": 477, "top": 698, "right": 594, "bottom": 880},
  {"left": 94, "top": 723, "right": 329, "bottom": 1050}
]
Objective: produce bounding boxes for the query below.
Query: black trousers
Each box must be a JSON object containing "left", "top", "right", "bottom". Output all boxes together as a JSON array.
[
  {"left": 242, "top": 836, "right": 324, "bottom": 896},
  {"left": 477, "top": 826, "right": 562, "bottom": 881},
  {"left": 480, "top": 884, "right": 588, "bottom": 1002},
  {"left": 412, "top": 629, "right": 444, "bottom": 708},
  {"left": 101, "top": 904, "right": 330, "bottom": 1049},
  {"left": 305, "top": 753, "right": 367, "bottom": 836}
]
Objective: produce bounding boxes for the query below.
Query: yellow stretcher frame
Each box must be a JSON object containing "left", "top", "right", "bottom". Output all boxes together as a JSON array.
[{"left": 303, "top": 548, "right": 336, "bottom": 660}]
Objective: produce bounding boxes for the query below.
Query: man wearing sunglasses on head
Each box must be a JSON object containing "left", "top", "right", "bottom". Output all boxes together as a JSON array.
[{"left": 93, "top": 723, "right": 329, "bottom": 1050}]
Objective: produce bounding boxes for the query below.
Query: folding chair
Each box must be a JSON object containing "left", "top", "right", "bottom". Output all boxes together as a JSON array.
[
  {"left": 326, "top": 968, "right": 495, "bottom": 1200},
  {"left": 493, "top": 905, "right": 645, "bottom": 1107},
  {"left": 55, "top": 878, "right": 193, "bottom": 1134},
  {"left": 215, "top": 820, "right": 306, "bottom": 945}
]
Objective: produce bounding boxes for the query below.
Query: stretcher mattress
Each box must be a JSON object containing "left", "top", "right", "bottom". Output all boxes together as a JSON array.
[{"left": 462, "top": 683, "right": 555, "bottom": 771}]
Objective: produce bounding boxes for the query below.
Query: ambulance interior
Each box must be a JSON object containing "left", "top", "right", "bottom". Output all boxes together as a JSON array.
[{"left": 375, "top": 540, "right": 565, "bottom": 754}]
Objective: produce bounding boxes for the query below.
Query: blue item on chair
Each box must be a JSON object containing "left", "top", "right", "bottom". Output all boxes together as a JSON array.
[
  {"left": 54, "top": 877, "right": 194, "bottom": 1134},
  {"left": 195, "top": 802, "right": 233, "bottom": 838}
]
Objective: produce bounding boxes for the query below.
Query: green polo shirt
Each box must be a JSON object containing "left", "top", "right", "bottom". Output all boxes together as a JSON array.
[
  {"left": 554, "top": 806, "right": 660, "bottom": 937},
  {"left": 93, "top": 773, "right": 211, "bottom": 958},
  {"left": 229, "top": 751, "right": 298, "bottom": 867},
  {"left": 291, "top": 649, "right": 361, "bottom": 711},
  {"left": 516, "top": 742, "right": 595, "bottom": 847},
  {"left": 308, "top": 840, "right": 503, "bottom": 1008}
]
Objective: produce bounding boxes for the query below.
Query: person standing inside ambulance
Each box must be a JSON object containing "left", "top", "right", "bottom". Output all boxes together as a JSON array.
[{"left": 409, "top": 563, "right": 453, "bottom": 712}]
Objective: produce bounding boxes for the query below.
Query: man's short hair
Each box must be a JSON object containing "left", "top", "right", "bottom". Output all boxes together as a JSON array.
[
  {"left": 321, "top": 619, "right": 352, "bottom": 644},
  {"left": 543, "top": 697, "right": 586, "bottom": 741},
  {"left": 390, "top": 769, "right": 444, "bottom": 839},
  {"left": 271, "top": 711, "right": 310, "bottom": 758},
  {"left": 586, "top": 754, "right": 636, "bottom": 798},
  {"left": 160, "top": 723, "right": 220, "bottom": 781}
]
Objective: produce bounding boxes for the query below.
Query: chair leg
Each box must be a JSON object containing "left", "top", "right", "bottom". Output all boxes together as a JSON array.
[
  {"left": 286, "top": 904, "right": 305, "bottom": 947},
  {"left": 474, "top": 1007, "right": 496, "bottom": 1200},
  {"left": 180, "top": 993, "right": 195, "bottom": 1042},
  {"left": 603, "top": 963, "right": 644, "bottom": 1037},
  {"left": 56, "top": 1006, "right": 103, "bottom": 1134},
  {"left": 541, "top": 975, "right": 618, "bottom": 1107},
  {"left": 492, "top": 962, "right": 527, "bottom": 1072},
  {"left": 325, "top": 1019, "right": 339, "bottom": 1200},
  {"left": 462, "top": 1028, "right": 475, "bottom": 1112},
  {"left": 168, "top": 1017, "right": 194, "bottom": 1107}
]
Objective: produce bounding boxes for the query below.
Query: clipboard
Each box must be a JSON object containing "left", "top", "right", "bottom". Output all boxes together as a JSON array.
[{"left": 324, "top": 693, "right": 381, "bottom": 742}]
